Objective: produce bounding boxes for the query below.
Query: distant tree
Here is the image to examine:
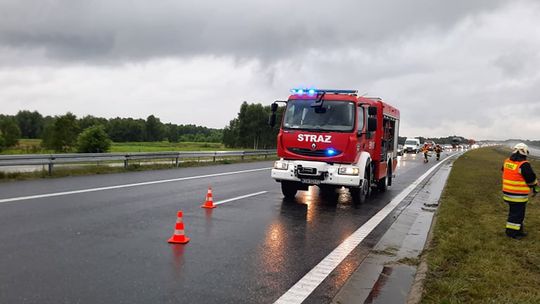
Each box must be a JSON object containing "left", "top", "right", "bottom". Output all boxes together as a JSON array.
[
  {"left": 223, "top": 118, "right": 239, "bottom": 147},
  {"left": 42, "top": 112, "right": 80, "bottom": 152},
  {"left": 145, "top": 115, "right": 164, "bottom": 141},
  {"left": 15, "top": 110, "right": 44, "bottom": 138},
  {"left": 166, "top": 123, "right": 179, "bottom": 143},
  {"left": 79, "top": 115, "right": 108, "bottom": 130},
  {"left": 0, "top": 133, "right": 5, "bottom": 151},
  {"left": 77, "top": 125, "right": 112, "bottom": 153},
  {"left": 223, "top": 102, "right": 280, "bottom": 149},
  {"left": 0, "top": 117, "right": 22, "bottom": 147},
  {"left": 107, "top": 117, "right": 146, "bottom": 142}
]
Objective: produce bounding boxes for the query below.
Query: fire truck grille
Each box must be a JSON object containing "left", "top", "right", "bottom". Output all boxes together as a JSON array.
[{"left": 288, "top": 148, "right": 342, "bottom": 157}]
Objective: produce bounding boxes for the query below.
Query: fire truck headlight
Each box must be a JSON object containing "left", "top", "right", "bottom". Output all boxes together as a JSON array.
[
  {"left": 274, "top": 161, "right": 289, "bottom": 170},
  {"left": 338, "top": 167, "right": 360, "bottom": 175}
]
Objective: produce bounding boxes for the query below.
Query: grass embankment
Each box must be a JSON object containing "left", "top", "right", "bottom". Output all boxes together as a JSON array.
[
  {"left": 422, "top": 147, "right": 540, "bottom": 303},
  {"left": 0, "top": 139, "right": 231, "bottom": 154}
]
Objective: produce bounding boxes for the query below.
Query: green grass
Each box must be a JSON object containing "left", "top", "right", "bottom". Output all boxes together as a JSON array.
[
  {"left": 0, "top": 139, "right": 234, "bottom": 154},
  {"left": 422, "top": 147, "right": 540, "bottom": 303},
  {"left": 0, "top": 139, "right": 53, "bottom": 154}
]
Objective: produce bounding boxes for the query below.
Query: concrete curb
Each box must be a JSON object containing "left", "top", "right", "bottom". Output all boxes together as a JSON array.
[{"left": 406, "top": 203, "right": 438, "bottom": 304}]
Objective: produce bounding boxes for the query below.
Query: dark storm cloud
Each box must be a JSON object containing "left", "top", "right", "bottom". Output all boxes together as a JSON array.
[{"left": 0, "top": 0, "right": 506, "bottom": 64}]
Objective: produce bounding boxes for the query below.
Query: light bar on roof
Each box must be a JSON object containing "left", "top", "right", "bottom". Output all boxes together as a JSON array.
[{"left": 290, "top": 88, "right": 358, "bottom": 95}]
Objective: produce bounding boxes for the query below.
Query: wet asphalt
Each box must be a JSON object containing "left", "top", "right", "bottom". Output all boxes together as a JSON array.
[{"left": 0, "top": 152, "right": 449, "bottom": 304}]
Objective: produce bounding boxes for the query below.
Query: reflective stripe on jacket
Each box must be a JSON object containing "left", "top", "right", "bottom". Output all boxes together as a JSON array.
[{"left": 502, "top": 159, "right": 530, "bottom": 202}]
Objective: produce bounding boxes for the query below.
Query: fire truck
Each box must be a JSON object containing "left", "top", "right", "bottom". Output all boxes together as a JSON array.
[{"left": 269, "top": 89, "right": 400, "bottom": 203}]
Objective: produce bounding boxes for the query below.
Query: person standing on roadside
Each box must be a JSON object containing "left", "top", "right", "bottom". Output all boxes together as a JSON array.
[
  {"left": 434, "top": 144, "right": 443, "bottom": 161},
  {"left": 421, "top": 143, "right": 430, "bottom": 163},
  {"left": 502, "top": 143, "right": 540, "bottom": 239}
]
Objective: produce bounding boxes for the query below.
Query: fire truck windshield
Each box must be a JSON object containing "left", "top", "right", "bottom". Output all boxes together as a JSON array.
[{"left": 282, "top": 100, "right": 355, "bottom": 132}]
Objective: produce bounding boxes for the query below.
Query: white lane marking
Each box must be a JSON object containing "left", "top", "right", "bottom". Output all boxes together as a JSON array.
[
  {"left": 0, "top": 167, "right": 272, "bottom": 204},
  {"left": 274, "top": 154, "right": 460, "bottom": 304},
  {"left": 213, "top": 191, "right": 268, "bottom": 206}
]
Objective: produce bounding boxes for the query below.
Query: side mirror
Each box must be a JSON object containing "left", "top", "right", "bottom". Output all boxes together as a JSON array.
[
  {"left": 367, "top": 117, "right": 377, "bottom": 132},
  {"left": 271, "top": 102, "right": 278, "bottom": 113},
  {"left": 368, "top": 106, "right": 378, "bottom": 116},
  {"left": 269, "top": 113, "right": 277, "bottom": 127}
]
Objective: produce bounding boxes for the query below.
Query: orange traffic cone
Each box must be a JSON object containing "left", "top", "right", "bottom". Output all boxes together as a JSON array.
[
  {"left": 168, "top": 211, "right": 190, "bottom": 244},
  {"left": 201, "top": 187, "right": 216, "bottom": 209}
]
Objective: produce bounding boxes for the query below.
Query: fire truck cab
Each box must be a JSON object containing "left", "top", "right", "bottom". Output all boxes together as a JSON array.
[{"left": 269, "top": 89, "right": 400, "bottom": 203}]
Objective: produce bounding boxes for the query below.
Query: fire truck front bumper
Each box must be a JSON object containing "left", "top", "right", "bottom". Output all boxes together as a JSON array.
[{"left": 271, "top": 159, "right": 362, "bottom": 187}]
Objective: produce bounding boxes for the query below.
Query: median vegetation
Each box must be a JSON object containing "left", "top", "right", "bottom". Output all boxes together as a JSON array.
[{"left": 421, "top": 147, "right": 540, "bottom": 303}]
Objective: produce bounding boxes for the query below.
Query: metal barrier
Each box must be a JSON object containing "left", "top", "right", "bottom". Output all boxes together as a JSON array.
[{"left": 0, "top": 150, "right": 276, "bottom": 175}]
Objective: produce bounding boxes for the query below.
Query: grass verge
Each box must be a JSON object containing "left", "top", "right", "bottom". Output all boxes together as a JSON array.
[
  {"left": 421, "top": 147, "right": 540, "bottom": 303},
  {"left": 0, "top": 156, "right": 276, "bottom": 183},
  {"left": 0, "top": 139, "right": 235, "bottom": 154}
]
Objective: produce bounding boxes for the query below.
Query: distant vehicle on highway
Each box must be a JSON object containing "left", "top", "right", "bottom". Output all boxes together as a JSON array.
[
  {"left": 443, "top": 144, "right": 453, "bottom": 150},
  {"left": 403, "top": 138, "right": 421, "bottom": 153},
  {"left": 452, "top": 137, "right": 461, "bottom": 148},
  {"left": 269, "top": 88, "right": 400, "bottom": 203},
  {"left": 397, "top": 144, "right": 404, "bottom": 156}
]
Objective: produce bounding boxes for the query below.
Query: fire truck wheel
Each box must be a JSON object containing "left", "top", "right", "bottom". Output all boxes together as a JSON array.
[
  {"left": 281, "top": 181, "right": 298, "bottom": 199},
  {"left": 377, "top": 164, "right": 392, "bottom": 192},
  {"left": 352, "top": 166, "right": 371, "bottom": 204},
  {"left": 377, "top": 177, "right": 388, "bottom": 192}
]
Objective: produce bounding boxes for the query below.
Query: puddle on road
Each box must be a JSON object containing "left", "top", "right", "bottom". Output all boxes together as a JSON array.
[{"left": 363, "top": 265, "right": 416, "bottom": 304}]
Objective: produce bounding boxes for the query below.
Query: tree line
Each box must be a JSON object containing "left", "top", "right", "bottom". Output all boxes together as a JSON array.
[
  {"left": 222, "top": 101, "right": 282, "bottom": 149},
  {"left": 0, "top": 111, "right": 222, "bottom": 152}
]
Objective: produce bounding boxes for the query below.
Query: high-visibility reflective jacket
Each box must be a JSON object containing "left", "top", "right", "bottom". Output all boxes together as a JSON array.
[{"left": 502, "top": 159, "right": 531, "bottom": 202}]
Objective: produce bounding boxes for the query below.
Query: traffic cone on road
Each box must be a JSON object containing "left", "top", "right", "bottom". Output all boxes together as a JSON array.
[
  {"left": 201, "top": 187, "right": 216, "bottom": 209},
  {"left": 168, "top": 211, "right": 190, "bottom": 244}
]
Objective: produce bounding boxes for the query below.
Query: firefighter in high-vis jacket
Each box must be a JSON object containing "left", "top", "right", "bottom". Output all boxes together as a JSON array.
[
  {"left": 502, "top": 143, "right": 539, "bottom": 239},
  {"left": 421, "top": 144, "right": 430, "bottom": 163}
]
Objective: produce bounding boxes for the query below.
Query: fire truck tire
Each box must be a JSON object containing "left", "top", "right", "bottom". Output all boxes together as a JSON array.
[
  {"left": 387, "top": 166, "right": 393, "bottom": 186},
  {"left": 352, "top": 165, "right": 371, "bottom": 204},
  {"left": 281, "top": 181, "right": 298, "bottom": 199},
  {"left": 377, "top": 177, "right": 388, "bottom": 192},
  {"left": 377, "top": 163, "right": 392, "bottom": 192}
]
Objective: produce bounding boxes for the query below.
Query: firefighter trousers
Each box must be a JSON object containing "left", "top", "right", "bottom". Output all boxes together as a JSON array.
[{"left": 505, "top": 201, "right": 527, "bottom": 237}]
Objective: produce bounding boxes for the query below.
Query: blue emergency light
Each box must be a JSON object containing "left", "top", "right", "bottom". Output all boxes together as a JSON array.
[
  {"left": 290, "top": 88, "right": 358, "bottom": 95},
  {"left": 325, "top": 148, "right": 337, "bottom": 156}
]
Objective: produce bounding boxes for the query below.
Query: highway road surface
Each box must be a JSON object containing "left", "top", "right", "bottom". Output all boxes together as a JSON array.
[{"left": 0, "top": 151, "right": 454, "bottom": 304}]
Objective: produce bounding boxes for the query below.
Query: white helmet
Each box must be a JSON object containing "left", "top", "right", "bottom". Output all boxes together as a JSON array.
[{"left": 513, "top": 143, "right": 529, "bottom": 155}]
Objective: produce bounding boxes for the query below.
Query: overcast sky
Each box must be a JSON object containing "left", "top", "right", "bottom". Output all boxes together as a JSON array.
[{"left": 0, "top": 0, "right": 539, "bottom": 140}]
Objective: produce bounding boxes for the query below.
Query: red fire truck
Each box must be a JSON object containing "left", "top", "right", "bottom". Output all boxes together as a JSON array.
[{"left": 269, "top": 89, "right": 400, "bottom": 203}]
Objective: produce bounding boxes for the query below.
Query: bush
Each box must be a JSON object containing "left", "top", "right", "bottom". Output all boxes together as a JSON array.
[
  {"left": 42, "top": 113, "right": 80, "bottom": 152},
  {"left": 0, "top": 117, "right": 21, "bottom": 147},
  {"left": 0, "top": 133, "right": 5, "bottom": 152},
  {"left": 77, "top": 125, "right": 112, "bottom": 153}
]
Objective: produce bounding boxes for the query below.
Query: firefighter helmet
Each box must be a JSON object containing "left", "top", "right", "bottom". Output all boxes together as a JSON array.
[{"left": 513, "top": 143, "right": 529, "bottom": 155}]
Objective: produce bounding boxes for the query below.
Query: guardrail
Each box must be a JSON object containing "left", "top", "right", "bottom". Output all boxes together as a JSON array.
[{"left": 0, "top": 150, "right": 276, "bottom": 175}]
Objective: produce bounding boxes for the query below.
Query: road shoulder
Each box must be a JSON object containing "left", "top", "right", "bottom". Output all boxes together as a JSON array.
[{"left": 332, "top": 158, "right": 454, "bottom": 304}]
